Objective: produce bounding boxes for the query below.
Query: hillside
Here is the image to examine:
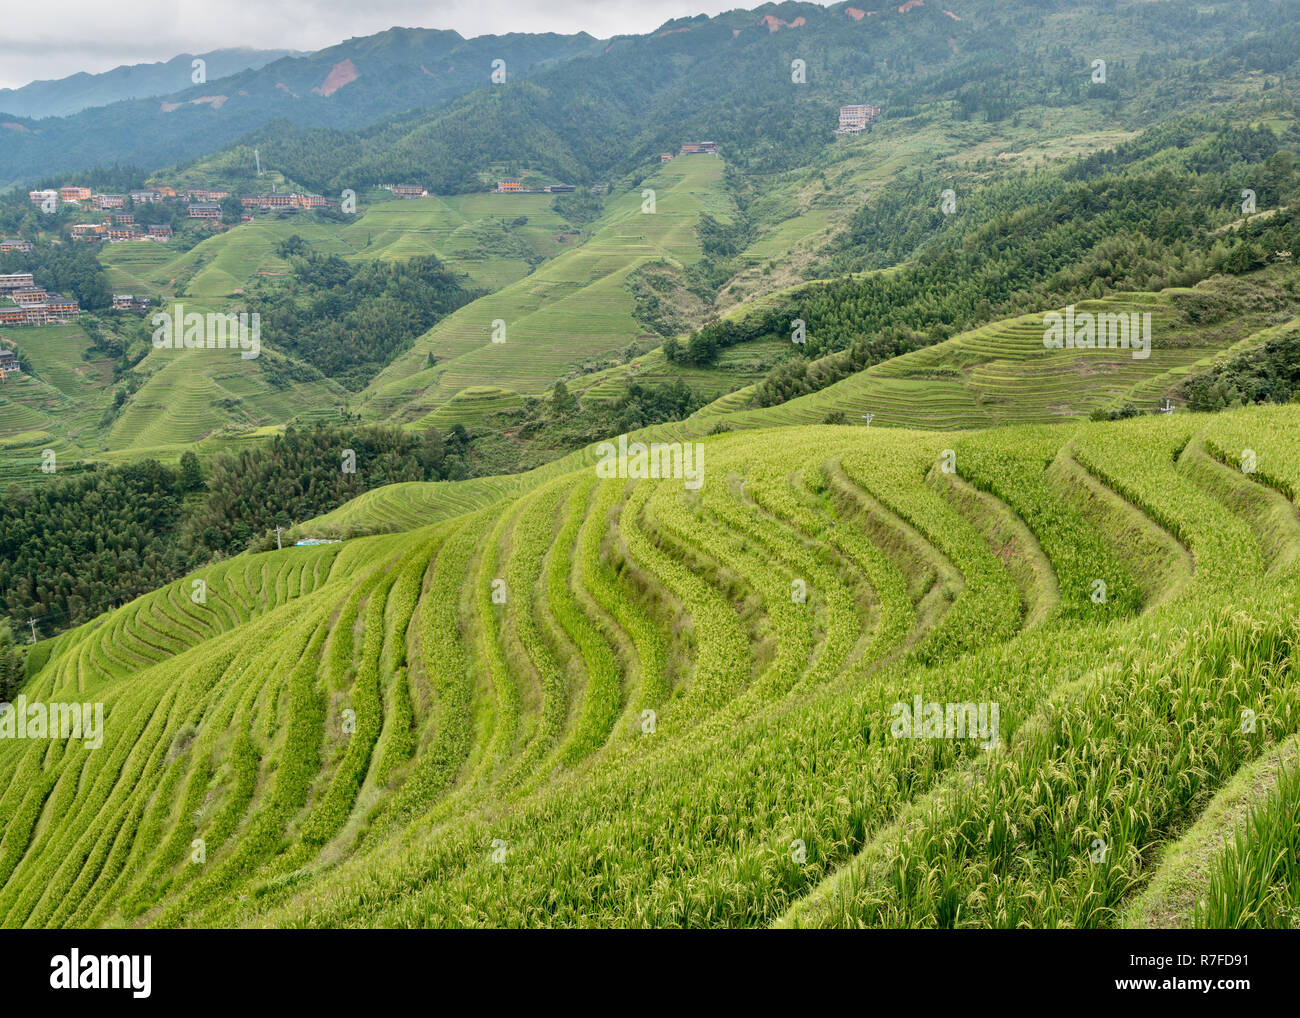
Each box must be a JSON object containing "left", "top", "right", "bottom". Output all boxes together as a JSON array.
[
  {"left": 0, "top": 28, "right": 602, "bottom": 184},
  {"left": 4, "top": 402, "right": 1300, "bottom": 927},
  {"left": 0, "top": 48, "right": 299, "bottom": 120}
]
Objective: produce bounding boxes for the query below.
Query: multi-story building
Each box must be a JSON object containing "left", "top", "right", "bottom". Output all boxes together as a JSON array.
[
  {"left": 495, "top": 180, "right": 524, "bottom": 193},
  {"left": 29, "top": 190, "right": 58, "bottom": 207},
  {"left": 836, "top": 104, "right": 882, "bottom": 133},
  {"left": 545, "top": 183, "right": 576, "bottom": 193},
  {"left": 660, "top": 153, "right": 674, "bottom": 163},
  {"left": 0, "top": 239, "right": 33, "bottom": 253},
  {"left": 94, "top": 194, "right": 126, "bottom": 209},
  {"left": 106, "top": 227, "right": 143, "bottom": 242},
  {"left": 391, "top": 184, "right": 428, "bottom": 198},
  {"left": 678, "top": 141, "right": 719, "bottom": 155},
  {"left": 61, "top": 186, "right": 92, "bottom": 202},
  {"left": 148, "top": 225, "right": 174, "bottom": 241},
  {"left": 188, "top": 203, "right": 223, "bottom": 219},
  {"left": 12, "top": 288, "right": 49, "bottom": 305},
  {"left": 71, "top": 224, "right": 107, "bottom": 240},
  {"left": 112, "top": 294, "right": 152, "bottom": 311},
  {"left": 0, "top": 293, "right": 79, "bottom": 325},
  {"left": 296, "top": 192, "right": 326, "bottom": 209},
  {"left": 114, "top": 213, "right": 135, "bottom": 225},
  {"left": 130, "top": 189, "right": 163, "bottom": 203},
  {"left": 0, "top": 273, "right": 35, "bottom": 290}
]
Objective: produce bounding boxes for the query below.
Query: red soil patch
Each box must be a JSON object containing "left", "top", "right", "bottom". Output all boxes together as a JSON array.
[
  {"left": 315, "top": 58, "right": 358, "bottom": 97},
  {"left": 898, "top": 0, "right": 925, "bottom": 12},
  {"left": 760, "top": 14, "right": 807, "bottom": 31},
  {"left": 944, "top": 9, "right": 962, "bottom": 19}
]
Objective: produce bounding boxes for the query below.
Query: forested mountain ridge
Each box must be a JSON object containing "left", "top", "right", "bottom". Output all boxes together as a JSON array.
[
  {"left": 0, "top": 48, "right": 299, "bottom": 120},
  {"left": 178, "top": 0, "right": 1299, "bottom": 195},
  {"left": 0, "top": 27, "right": 603, "bottom": 186}
]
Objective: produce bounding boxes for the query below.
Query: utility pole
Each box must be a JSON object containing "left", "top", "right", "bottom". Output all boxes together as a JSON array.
[
  {"left": 275, "top": 526, "right": 283, "bottom": 550},
  {"left": 27, "top": 618, "right": 37, "bottom": 644}
]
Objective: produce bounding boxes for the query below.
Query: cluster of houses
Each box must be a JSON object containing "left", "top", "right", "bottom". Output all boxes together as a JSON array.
[
  {"left": 238, "top": 192, "right": 338, "bottom": 211},
  {"left": 1, "top": 239, "right": 33, "bottom": 253},
  {"left": 111, "top": 294, "right": 152, "bottom": 312},
  {"left": 26, "top": 180, "right": 342, "bottom": 246},
  {"left": 0, "top": 272, "right": 79, "bottom": 327},
  {"left": 836, "top": 104, "right": 882, "bottom": 134},
  {"left": 69, "top": 222, "right": 173, "bottom": 244},
  {"left": 660, "top": 141, "right": 720, "bottom": 163},
  {"left": 492, "top": 180, "right": 577, "bottom": 194}
]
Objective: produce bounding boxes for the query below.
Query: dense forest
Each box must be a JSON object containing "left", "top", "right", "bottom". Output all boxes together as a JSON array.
[
  {"left": 0, "top": 425, "right": 463, "bottom": 636},
  {"left": 254, "top": 242, "right": 479, "bottom": 389},
  {"left": 1183, "top": 328, "right": 1300, "bottom": 410}
]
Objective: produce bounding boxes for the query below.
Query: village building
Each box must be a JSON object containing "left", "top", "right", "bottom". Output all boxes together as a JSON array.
[
  {"left": 112, "top": 294, "right": 152, "bottom": 311},
  {"left": 114, "top": 213, "right": 135, "bottom": 225},
  {"left": 0, "top": 239, "right": 33, "bottom": 253},
  {"left": 12, "top": 287, "right": 49, "bottom": 305},
  {"left": 29, "top": 190, "right": 57, "bottom": 207},
  {"left": 94, "top": 194, "right": 126, "bottom": 209},
  {"left": 0, "top": 293, "right": 79, "bottom": 326},
  {"left": 148, "top": 225, "right": 174, "bottom": 241},
  {"left": 544, "top": 183, "right": 576, "bottom": 193},
  {"left": 391, "top": 184, "right": 428, "bottom": 198},
  {"left": 660, "top": 153, "right": 674, "bottom": 163},
  {"left": 0, "top": 348, "right": 21, "bottom": 378},
  {"left": 130, "top": 189, "right": 163, "bottom": 203},
  {"left": 0, "top": 273, "right": 36, "bottom": 290},
  {"left": 678, "top": 141, "right": 719, "bottom": 155},
  {"left": 837, "top": 104, "right": 882, "bottom": 133},
  {"left": 495, "top": 180, "right": 524, "bottom": 193},
  {"left": 71, "top": 224, "right": 107, "bottom": 240},
  {"left": 61, "top": 186, "right": 92, "bottom": 202},
  {"left": 188, "top": 203, "right": 223, "bottom": 219}
]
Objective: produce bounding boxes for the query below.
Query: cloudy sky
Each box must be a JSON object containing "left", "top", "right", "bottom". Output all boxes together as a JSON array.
[{"left": 0, "top": 0, "right": 763, "bottom": 89}]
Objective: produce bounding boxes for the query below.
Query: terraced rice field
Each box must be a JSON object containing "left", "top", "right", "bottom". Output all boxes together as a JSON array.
[
  {"left": 5, "top": 402, "right": 1299, "bottom": 927},
  {"left": 360, "top": 156, "right": 730, "bottom": 424},
  {"left": 100, "top": 192, "right": 571, "bottom": 300},
  {"left": 683, "top": 286, "right": 1298, "bottom": 434}
]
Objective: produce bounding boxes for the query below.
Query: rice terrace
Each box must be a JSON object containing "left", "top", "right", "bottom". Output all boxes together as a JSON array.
[{"left": 0, "top": 0, "right": 1298, "bottom": 1002}]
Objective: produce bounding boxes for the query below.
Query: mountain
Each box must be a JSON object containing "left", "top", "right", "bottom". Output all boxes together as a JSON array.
[
  {"left": 0, "top": 48, "right": 301, "bottom": 119},
  {"left": 0, "top": 27, "right": 604, "bottom": 186}
]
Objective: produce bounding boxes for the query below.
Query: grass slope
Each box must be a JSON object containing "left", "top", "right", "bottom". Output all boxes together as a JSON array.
[{"left": 5, "top": 402, "right": 1300, "bottom": 928}]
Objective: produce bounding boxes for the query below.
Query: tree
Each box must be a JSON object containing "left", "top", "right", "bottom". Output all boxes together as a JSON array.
[{"left": 179, "top": 451, "right": 204, "bottom": 492}]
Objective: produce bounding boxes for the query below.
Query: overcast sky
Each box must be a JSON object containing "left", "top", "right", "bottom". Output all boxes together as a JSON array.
[{"left": 0, "top": 1, "right": 766, "bottom": 90}]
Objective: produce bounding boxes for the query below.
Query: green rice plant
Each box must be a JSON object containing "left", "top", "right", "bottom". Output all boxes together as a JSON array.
[{"left": 1195, "top": 764, "right": 1300, "bottom": 928}]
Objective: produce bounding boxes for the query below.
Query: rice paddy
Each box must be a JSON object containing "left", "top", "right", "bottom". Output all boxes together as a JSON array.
[{"left": 4, "top": 401, "right": 1298, "bottom": 927}]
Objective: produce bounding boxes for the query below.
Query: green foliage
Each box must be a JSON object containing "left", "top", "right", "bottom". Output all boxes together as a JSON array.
[{"left": 253, "top": 246, "right": 479, "bottom": 389}]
